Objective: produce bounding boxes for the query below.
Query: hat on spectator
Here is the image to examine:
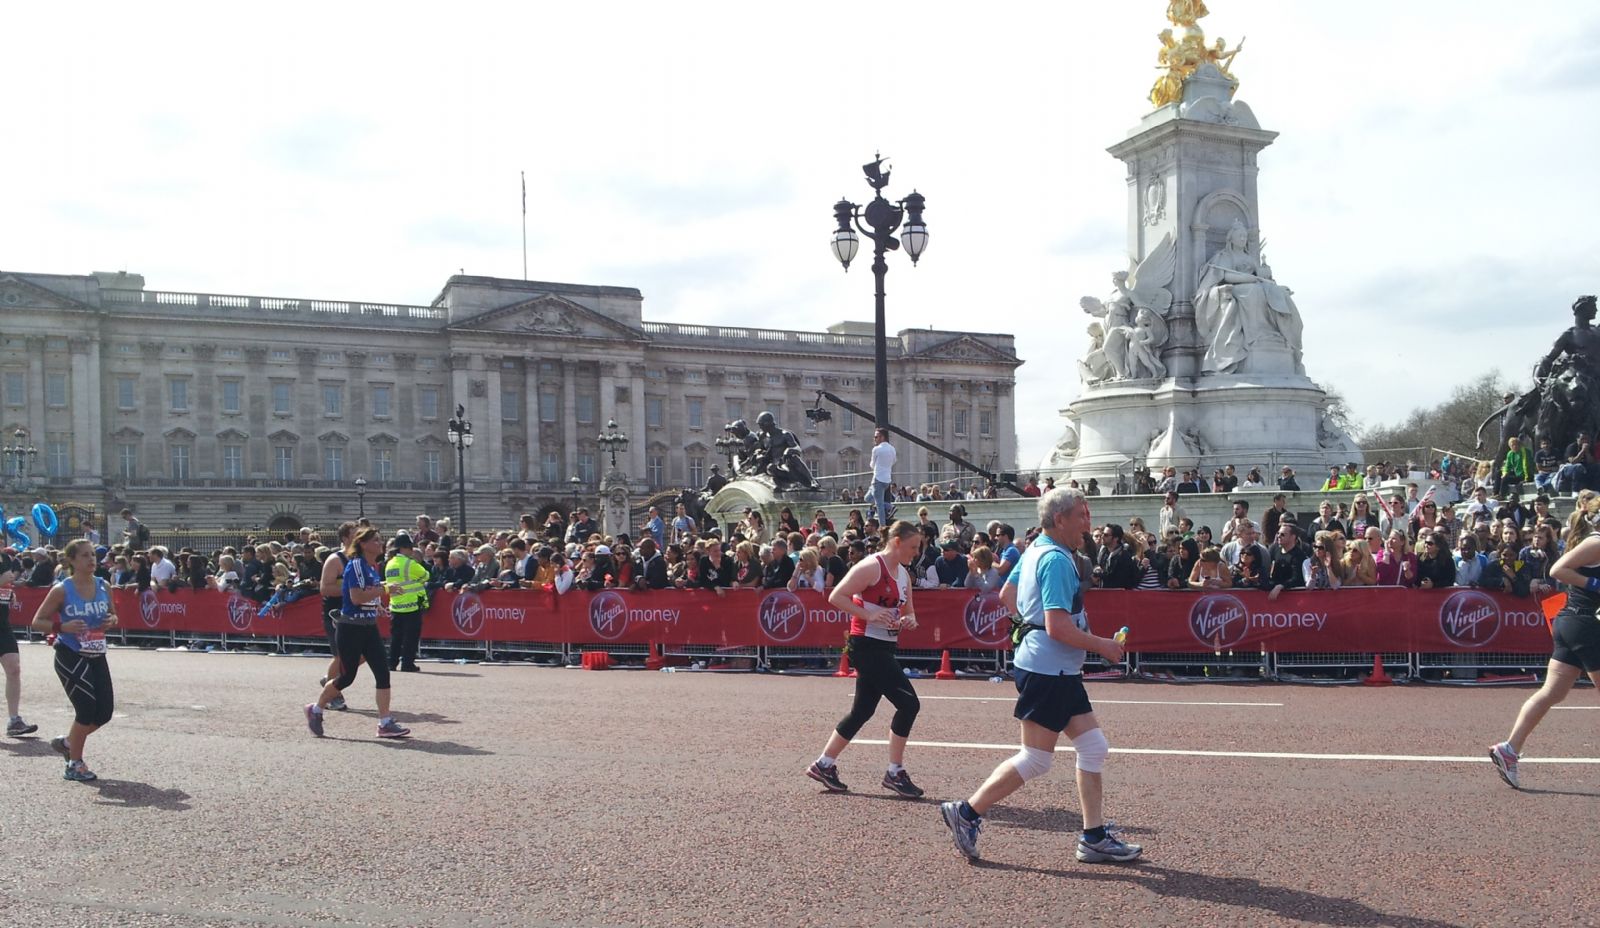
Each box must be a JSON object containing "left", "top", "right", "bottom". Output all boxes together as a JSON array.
[
  {"left": 594, "top": 545, "right": 612, "bottom": 556},
  {"left": 940, "top": 539, "right": 961, "bottom": 550},
  {"left": 314, "top": 546, "right": 332, "bottom": 559},
  {"left": 392, "top": 532, "right": 415, "bottom": 549},
  {"left": 95, "top": 546, "right": 108, "bottom": 557}
]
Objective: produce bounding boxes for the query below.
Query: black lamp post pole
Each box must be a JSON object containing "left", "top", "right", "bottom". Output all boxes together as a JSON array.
[
  {"left": 447, "top": 404, "right": 472, "bottom": 534},
  {"left": 831, "top": 156, "right": 928, "bottom": 432}
]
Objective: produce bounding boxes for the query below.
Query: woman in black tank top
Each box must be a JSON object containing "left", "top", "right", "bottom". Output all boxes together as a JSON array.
[{"left": 1489, "top": 493, "right": 1600, "bottom": 789}]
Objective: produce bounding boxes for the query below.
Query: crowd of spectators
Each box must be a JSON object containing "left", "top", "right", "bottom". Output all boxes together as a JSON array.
[{"left": 1071, "top": 485, "right": 1584, "bottom": 599}]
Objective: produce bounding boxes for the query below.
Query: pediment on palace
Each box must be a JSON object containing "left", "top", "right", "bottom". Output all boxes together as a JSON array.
[
  {"left": 0, "top": 274, "right": 97, "bottom": 313},
  {"left": 448, "top": 294, "right": 645, "bottom": 342},
  {"left": 907, "top": 335, "right": 1020, "bottom": 365}
]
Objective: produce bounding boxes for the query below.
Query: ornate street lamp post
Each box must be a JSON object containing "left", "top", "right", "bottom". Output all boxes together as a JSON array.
[
  {"left": 714, "top": 428, "right": 741, "bottom": 473},
  {"left": 354, "top": 475, "right": 368, "bottom": 520},
  {"left": 445, "top": 404, "right": 474, "bottom": 533},
  {"left": 2, "top": 427, "right": 38, "bottom": 491},
  {"left": 597, "top": 418, "right": 630, "bottom": 470},
  {"left": 568, "top": 474, "right": 582, "bottom": 516},
  {"left": 830, "top": 154, "right": 928, "bottom": 429}
]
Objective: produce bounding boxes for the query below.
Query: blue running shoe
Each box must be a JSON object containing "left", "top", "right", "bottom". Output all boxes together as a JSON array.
[
  {"left": 304, "top": 703, "right": 324, "bottom": 737},
  {"left": 1076, "top": 831, "right": 1143, "bottom": 863},
  {"left": 939, "top": 801, "right": 982, "bottom": 860},
  {"left": 64, "top": 760, "right": 97, "bottom": 782}
]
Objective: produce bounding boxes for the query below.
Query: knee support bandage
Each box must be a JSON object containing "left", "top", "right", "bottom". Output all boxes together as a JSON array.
[
  {"left": 1073, "top": 728, "right": 1109, "bottom": 773},
  {"left": 1007, "top": 745, "right": 1053, "bottom": 782}
]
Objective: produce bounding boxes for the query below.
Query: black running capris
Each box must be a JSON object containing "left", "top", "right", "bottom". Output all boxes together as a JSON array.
[
  {"left": 332, "top": 622, "right": 391, "bottom": 691},
  {"left": 835, "top": 636, "right": 920, "bottom": 740},
  {"left": 53, "top": 644, "right": 114, "bottom": 727},
  {"left": 1551, "top": 610, "right": 1600, "bottom": 673}
]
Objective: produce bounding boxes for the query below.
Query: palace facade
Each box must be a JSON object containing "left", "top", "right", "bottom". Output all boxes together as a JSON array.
[{"left": 0, "top": 269, "right": 1021, "bottom": 534}]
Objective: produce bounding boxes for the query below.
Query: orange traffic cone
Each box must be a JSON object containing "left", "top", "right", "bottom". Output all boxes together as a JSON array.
[
  {"left": 833, "top": 650, "right": 856, "bottom": 677},
  {"left": 1362, "top": 653, "right": 1393, "bottom": 687},
  {"left": 645, "top": 641, "right": 665, "bottom": 671},
  {"left": 935, "top": 649, "right": 957, "bottom": 680}
]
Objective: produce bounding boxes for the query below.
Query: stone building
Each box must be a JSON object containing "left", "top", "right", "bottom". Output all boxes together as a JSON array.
[{"left": 0, "top": 269, "right": 1021, "bottom": 534}]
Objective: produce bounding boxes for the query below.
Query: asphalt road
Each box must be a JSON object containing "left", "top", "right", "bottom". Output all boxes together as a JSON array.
[{"left": 2, "top": 643, "right": 1598, "bottom": 927}]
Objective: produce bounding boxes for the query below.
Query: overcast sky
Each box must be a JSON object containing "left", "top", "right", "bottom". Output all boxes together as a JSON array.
[{"left": 4, "top": 1, "right": 1596, "bottom": 468}]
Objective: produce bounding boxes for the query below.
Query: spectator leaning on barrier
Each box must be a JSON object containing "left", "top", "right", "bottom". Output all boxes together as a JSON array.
[
  {"left": 762, "top": 538, "right": 794, "bottom": 588},
  {"left": 1374, "top": 531, "right": 1418, "bottom": 587},
  {"left": 1302, "top": 532, "right": 1342, "bottom": 590},
  {"left": 1414, "top": 533, "right": 1456, "bottom": 589},
  {"left": 1278, "top": 466, "right": 1300, "bottom": 492},
  {"left": 1266, "top": 525, "right": 1309, "bottom": 595},
  {"left": 1319, "top": 466, "right": 1342, "bottom": 492},
  {"left": 1094, "top": 525, "right": 1140, "bottom": 590},
  {"left": 1343, "top": 539, "right": 1377, "bottom": 587},
  {"left": 1220, "top": 523, "right": 1265, "bottom": 571}
]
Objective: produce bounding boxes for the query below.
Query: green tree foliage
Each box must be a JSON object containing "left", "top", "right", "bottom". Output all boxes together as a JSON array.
[{"left": 1359, "top": 372, "right": 1520, "bottom": 462}]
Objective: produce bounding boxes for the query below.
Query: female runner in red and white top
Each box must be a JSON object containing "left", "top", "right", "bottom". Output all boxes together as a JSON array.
[{"left": 806, "top": 521, "right": 926, "bottom": 797}]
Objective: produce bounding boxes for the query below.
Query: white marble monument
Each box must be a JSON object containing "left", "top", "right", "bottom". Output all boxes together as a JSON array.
[{"left": 1045, "top": 2, "right": 1358, "bottom": 484}]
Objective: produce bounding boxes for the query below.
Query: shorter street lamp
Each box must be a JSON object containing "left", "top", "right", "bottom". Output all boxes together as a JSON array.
[
  {"left": 597, "top": 418, "right": 629, "bottom": 469},
  {"left": 3, "top": 426, "right": 38, "bottom": 483},
  {"left": 568, "top": 474, "right": 582, "bottom": 515},
  {"left": 354, "top": 475, "right": 368, "bottom": 519},
  {"left": 714, "top": 427, "right": 741, "bottom": 472},
  {"left": 445, "top": 404, "right": 474, "bottom": 533}
]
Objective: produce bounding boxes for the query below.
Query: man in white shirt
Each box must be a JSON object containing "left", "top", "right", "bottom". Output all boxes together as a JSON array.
[
  {"left": 149, "top": 547, "right": 177, "bottom": 586},
  {"left": 870, "top": 429, "right": 897, "bottom": 526}
]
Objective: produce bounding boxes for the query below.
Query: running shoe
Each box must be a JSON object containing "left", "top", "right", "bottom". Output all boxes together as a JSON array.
[
  {"left": 6, "top": 717, "right": 38, "bottom": 737},
  {"left": 939, "top": 801, "right": 982, "bottom": 861},
  {"left": 881, "top": 769, "right": 925, "bottom": 798},
  {"left": 304, "top": 703, "right": 324, "bottom": 737},
  {"left": 49, "top": 735, "right": 70, "bottom": 760},
  {"left": 1489, "top": 741, "right": 1520, "bottom": 790},
  {"left": 376, "top": 719, "right": 411, "bottom": 739},
  {"left": 63, "top": 760, "right": 97, "bottom": 782},
  {"left": 327, "top": 696, "right": 348, "bottom": 712},
  {"left": 1076, "top": 832, "right": 1143, "bottom": 863},
  {"left": 805, "top": 760, "right": 848, "bottom": 792}
]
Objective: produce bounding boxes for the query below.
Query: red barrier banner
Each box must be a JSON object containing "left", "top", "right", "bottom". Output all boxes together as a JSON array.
[{"left": 4, "top": 585, "right": 1555, "bottom": 654}]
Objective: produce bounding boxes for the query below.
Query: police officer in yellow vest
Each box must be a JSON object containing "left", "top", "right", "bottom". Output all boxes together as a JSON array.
[{"left": 386, "top": 533, "right": 431, "bottom": 673}]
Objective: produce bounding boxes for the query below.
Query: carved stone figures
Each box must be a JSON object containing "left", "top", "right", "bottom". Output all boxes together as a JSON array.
[
  {"left": 1078, "top": 233, "right": 1177, "bottom": 384},
  {"left": 1193, "top": 220, "right": 1304, "bottom": 375}
]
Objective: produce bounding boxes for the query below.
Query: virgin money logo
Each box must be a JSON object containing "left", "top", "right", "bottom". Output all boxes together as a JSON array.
[
  {"left": 1439, "top": 589, "right": 1501, "bottom": 648},
  {"left": 588, "top": 590, "right": 628, "bottom": 640},
  {"left": 963, "top": 593, "right": 1011, "bottom": 646},
  {"left": 1189, "top": 594, "right": 1250, "bottom": 650},
  {"left": 138, "top": 590, "right": 161, "bottom": 628},
  {"left": 758, "top": 590, "right": 807, "bottom": 643},
  {"left": 224, "top": 594, "right": 253, "bottom": 632},
  {"left": 452, "top": 591, "right": 485, "bottom": 637}
]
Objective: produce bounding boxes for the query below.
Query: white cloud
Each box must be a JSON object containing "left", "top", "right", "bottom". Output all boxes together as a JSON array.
[{"left": 2, "top": 1, "right": 1596, "bottom": 468}]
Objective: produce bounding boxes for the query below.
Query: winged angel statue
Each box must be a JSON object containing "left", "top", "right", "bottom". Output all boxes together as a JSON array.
[{"left": 1078, "top": 232, "right": 1176, "bottom": 383}]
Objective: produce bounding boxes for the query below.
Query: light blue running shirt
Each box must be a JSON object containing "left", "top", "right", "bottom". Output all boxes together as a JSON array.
[{"left": 1005, "top": 533, "right": 1088, "bottom": 675}]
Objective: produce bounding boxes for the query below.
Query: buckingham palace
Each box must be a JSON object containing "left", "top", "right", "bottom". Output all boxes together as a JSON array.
[{"left": 0, "top": 269, "right": 1022, "bottom": 534}]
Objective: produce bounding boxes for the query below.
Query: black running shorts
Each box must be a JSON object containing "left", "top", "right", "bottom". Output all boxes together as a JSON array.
[
  {"left": 0, "top": 622, "right": 17, "bottom": 657},
  {"left": 1551, "top": 610, "right": 1600, "bottom": 673},
  {"left": 1013, "top": 668, "right": 1093, "bottom": 733}
]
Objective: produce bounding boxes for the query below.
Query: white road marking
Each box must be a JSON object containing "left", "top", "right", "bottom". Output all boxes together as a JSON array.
[
  {"left": 855, "top": 738, "right": 1600, "bottom": 765},
  {"left": 920, "top": 696, "right": 1283, "bottom": 707}
]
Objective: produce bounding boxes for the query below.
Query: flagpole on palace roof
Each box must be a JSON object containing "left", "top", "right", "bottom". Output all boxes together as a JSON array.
[{"left": 521, "top": 170, "right": 528, "bottom": 280}]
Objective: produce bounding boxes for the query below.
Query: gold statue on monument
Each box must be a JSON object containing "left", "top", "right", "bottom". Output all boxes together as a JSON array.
[{"left": 1149, "top": 0, "right": 1243, "bottom": 108}]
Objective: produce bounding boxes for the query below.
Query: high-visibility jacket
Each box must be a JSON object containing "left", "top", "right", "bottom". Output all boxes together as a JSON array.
[
  {"left": 385, "top": 554, "right": 431, "bottom": 613},
  {"left": 1338, "top": 473, "right": 1360, "bottom": 490}
]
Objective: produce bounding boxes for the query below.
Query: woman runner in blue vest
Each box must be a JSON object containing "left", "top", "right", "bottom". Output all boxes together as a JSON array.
[
  {"left": 305, "top": 527, "right": 410, "bottom": 739},
  {"left": 30, "top": 539, "right": 119, "bottom": 781}
]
